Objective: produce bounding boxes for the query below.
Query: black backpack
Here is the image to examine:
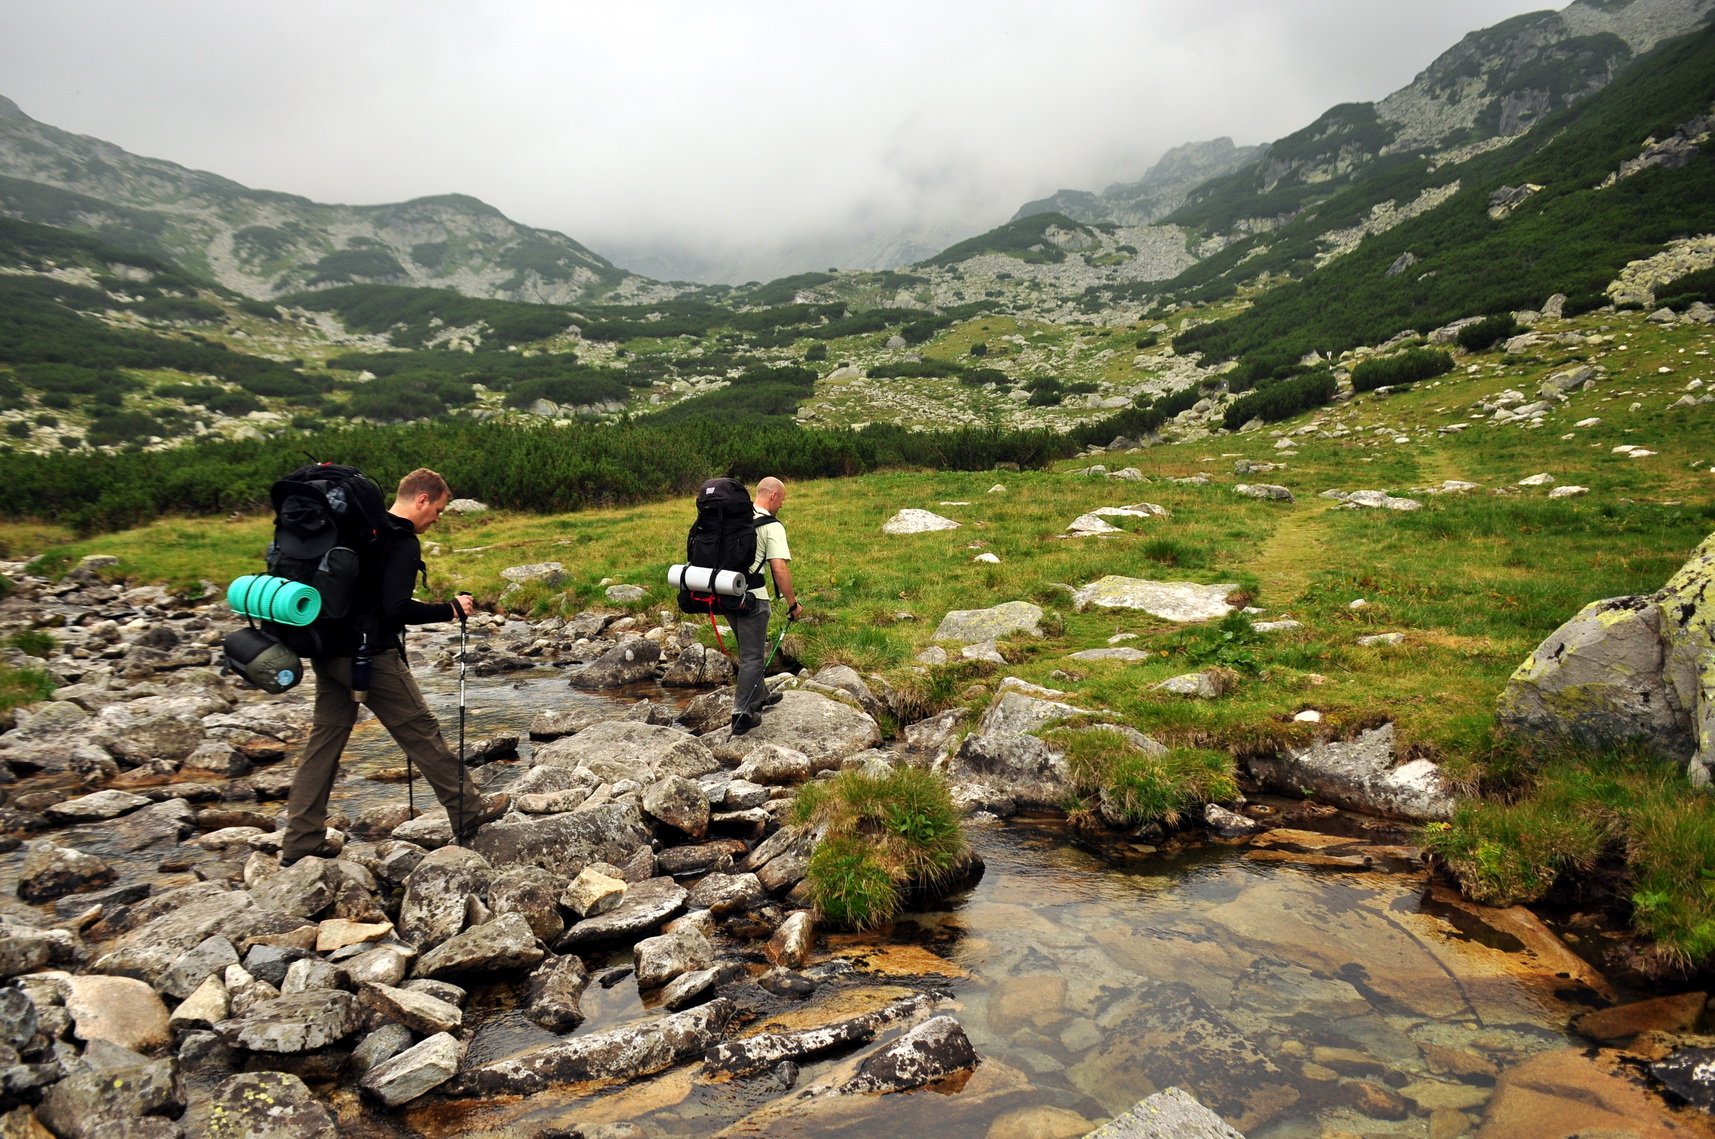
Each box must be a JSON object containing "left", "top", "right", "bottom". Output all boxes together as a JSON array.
[
  {"left": 677, "top": 477, "right": 778, "bottom": 615},
  {"left": 262, "top": 462, "right": 391, "bottom": 655}
]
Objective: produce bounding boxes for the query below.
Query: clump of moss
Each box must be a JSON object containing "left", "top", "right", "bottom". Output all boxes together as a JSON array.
[{"left": 792, "top": 766, "right": 969, "bottom": 929}]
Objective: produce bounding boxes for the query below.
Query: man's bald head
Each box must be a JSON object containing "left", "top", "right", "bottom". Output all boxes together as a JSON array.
[{"left": 756, "top": 476, "right": 785, "bottom": 512}]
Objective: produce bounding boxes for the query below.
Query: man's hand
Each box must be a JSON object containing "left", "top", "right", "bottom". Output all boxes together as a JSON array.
[
  {"left": 788, "top": 600, "right": 804, "bottom": 619},
  {"left": 453, "top": 592, "right": 475, "bottom": 619}
]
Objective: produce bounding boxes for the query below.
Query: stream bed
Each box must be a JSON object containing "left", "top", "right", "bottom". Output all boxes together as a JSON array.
[{"left": 312, "top": 667, "right": 1615, "bottom": 1138}]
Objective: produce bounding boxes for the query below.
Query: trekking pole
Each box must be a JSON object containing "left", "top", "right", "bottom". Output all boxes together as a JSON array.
[{"left": 455, "top": 593, "right": 470, "bottom": 846}]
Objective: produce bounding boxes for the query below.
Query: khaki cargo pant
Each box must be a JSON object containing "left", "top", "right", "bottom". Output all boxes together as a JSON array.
[{"left": 282, "top": 650, "right": 482, "bottom": 860}]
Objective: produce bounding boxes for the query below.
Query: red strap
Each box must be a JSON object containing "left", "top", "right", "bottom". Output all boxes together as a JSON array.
[{"left": 691, "top": 593, "right": 731, "bottom": 658}]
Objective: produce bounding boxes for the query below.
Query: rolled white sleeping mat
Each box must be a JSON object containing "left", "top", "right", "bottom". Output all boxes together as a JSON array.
[{"left": 668, "top": 564, "right": 749, "bottom": 598}]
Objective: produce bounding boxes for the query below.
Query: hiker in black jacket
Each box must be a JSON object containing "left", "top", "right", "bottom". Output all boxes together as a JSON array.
[{"left": 280, "top": 468, "right": 508, "bottom": 865}]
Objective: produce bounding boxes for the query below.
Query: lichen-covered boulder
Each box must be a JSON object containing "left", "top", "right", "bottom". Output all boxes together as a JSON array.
[{"left": 1498, "top": 532, "right": 1715, "bottom": 784}]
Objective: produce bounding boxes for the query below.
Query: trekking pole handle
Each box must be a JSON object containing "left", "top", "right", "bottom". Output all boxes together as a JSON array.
[{"left": 454, "top": 592, "right": 472, "bottom": 626}]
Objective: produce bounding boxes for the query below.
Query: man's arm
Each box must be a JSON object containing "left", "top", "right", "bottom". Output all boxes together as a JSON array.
[
  {"left": 380, "top": 536, "right": 460, "bottom": 626},
  {"left": 768, "top": 557, "right": 802, "bottom": 617}
]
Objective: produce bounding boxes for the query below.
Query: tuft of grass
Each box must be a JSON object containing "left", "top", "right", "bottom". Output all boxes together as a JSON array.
[
  {"left": 5, "top": 629, "right": 56, "bottom": 658},
  {"left": 1053, "top": 727, "right": 1239, "bottom": 827},
  {"left": 0, "top": 663, "right": 56, "bottom": 715},
  {"left": 793, "top": 766, "right": 968, "bottom": 929}
]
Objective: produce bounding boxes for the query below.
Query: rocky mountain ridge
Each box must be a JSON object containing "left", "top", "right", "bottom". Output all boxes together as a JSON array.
[
  {"left": 0, "top": 96, "right": 675, "bottom": 306},
  {"left": 1012, "top": 137, "right": 1266, "bottom": 227}
]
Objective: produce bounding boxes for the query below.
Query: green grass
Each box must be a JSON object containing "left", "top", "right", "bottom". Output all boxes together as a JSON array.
[
  {"left": 792, "top": 766, "right": 969, "bottom": 929},
  {"left": 0, "top": 663, "right": 56, "bottom": 716},
  {"left": 10, "top": 304, "right": 1715, "bottom": 962}
]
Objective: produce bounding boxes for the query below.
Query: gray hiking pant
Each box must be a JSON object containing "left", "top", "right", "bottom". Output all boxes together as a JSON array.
[
  {"left": 283, "top": 650, "right": 482, "bottom": 859},
  {"left": 729, "top": 598, "right": 772, "bottom": 718}
]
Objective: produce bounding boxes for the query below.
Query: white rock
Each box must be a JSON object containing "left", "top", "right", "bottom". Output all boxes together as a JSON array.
[
  {"left": 1548, "top": 485, "right": 1589, "bottom": 498},
  {"left": 882, "top": 509, "right": 961, "bottom": 535},
  {"left": 1517, "top": 473, "right": 1556, "bottom": 487}
]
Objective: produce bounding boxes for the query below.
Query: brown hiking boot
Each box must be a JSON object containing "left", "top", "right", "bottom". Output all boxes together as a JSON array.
[{"left": 456, "top": 792, "right": 510, "bottom": 842}]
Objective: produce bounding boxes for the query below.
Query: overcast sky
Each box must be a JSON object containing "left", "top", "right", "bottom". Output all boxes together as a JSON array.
[{"left": 1, "top": 0, "right": 1557, "bottom": 282}]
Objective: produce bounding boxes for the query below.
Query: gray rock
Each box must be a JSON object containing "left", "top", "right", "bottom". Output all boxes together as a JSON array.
[
  {"left": 453, "top": 999, "right": 733, "bottom": 1095},
  {"left": 43, "top": 789, "right": 150, "bottom": 823},
  {"left": 634, "top": 925, "right": 714, "bottom": 989},
  {"left": 398, "top": 845, "right": 494, "bottom": 951},
  {"left": 248, "top": 857, "right": 334, "bottom": 919},
  {"left": 360, "top": 982, "right": 462, "bottom": 1035},
  {"left": 932, "top": 601, "right": 1043, "bottom": 644},
  {"left": 1203, "top": 804, "right": 1266, "bottom": 838},
  {"left": 160, "top": 936, "right": 241, "bottom": 1001},
  {"left": 527, "top": 705, "right": 615, "bottom": 740},
  {"left": 487, "top": 866, "right": 566, "bottom": 945},
  {"left": 604, "top": 584, "right": 646, "bottom": 604},
  {"left": 413, "top": 911, "right": 544, "bottom": 979},
  {"left": 768, "top": 911, "right": 813, "bottom": 968},
  {"left": 1246, "top": 724, "right": 1454, "bottom": 821},
  {"left": 1068, "top": 647, "right": 1152, "bottom": 662},
  {"left": 17, "top": 840, "right": 116, "bottom": 902},
  {"left": 91, "top": 884, "right": 273, "bottom": 986},
  {"left": 1072, "top": 577, "right": 1237, "bottom": 621},
  {"left": 707, "top": 691, "right": 882, "bottom": 770},
  {"left": 351, "top": 1023, "right": 416, "bottom": 1077},
  {"left": 685, "top": 871, "right": 764, "bottom": 916},
  {"left": 525, "top": 953, "right": 590, "bottom": 1031},
  {"left": 1233, "top": 483, "right": 1293, "bottom": 502},
  {"left": 38, "top": 1052, "right": 179, "bottom": 1139},
  {"left": 469, "top": 800, "right": 651, "bottom": 879},
  {"left": 499, "top": 562, "right": 565, "bottom": 587},
  {"left": 217, "top": 989, "right": 362, "bottom": 1053},
  {"left": 733, "top": 743, "right": 814, "bottom": 784},
  {"left": 534, "top": 720, "right": 716, "bottom": 782},
  {"left": 948, "top": 732, "right": 1073, "bottom": 812},
  {"left": 361, "top": 1031, "right": 463, "bottom": 1107},
  {"left": 661, "top": 643, "right": 735, "bottom": 687},
  {"left": 1497, "top": 536, "right": 1715, "bottom": 784},
  {"left": 559, "top": 876, "right": 687, "bottom": 949},
  {"left": 195, "top": 1071, "right": 338, "bottom": 1137},
  {"left": 1087, "top": 1086, "right": 1248, "bottom": 1138},
  {"left": 839, "top": 1014, "right": 978, "bottom": 1093},
  {"left": 1153, "top": 671, "right": 1225, "bottom": 698},
  {"left": 642, "top": 774, "right": 711, "bottom": 838},
  {"left": 661, "top": 966, "right": 719, "bottom": 1010},
  {"left": 570, "top": 639, "right": 662, "bottom": 688},
  {"left": 975, "top": 682, "right": 1096, "bottom": 736}
]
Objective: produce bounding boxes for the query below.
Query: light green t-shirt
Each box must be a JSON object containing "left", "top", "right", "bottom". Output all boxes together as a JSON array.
[{"left": 749, "top": 508, "right": 790, "bottom": 599}]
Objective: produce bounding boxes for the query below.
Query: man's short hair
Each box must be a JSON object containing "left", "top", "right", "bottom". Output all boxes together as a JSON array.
[{"left": 397, "top": 468, "right": 449, "bottom": 502}]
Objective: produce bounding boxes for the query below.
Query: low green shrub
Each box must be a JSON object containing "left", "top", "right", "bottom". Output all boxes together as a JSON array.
[
  {"left": 0, "top": 662, "right": 55, "bottom": 714},
  {"left": 5, "top": 629, "right": 55, "bottom": 657},
  {"left": 1456, "top": 313, "right": 1522, "bottom": 353},
  {"left": 1350, "top": 347, "right": 1454, "bottom": 392},
  {"left": 1221, "top": 368, "right": 1337, "bottom": 429}
]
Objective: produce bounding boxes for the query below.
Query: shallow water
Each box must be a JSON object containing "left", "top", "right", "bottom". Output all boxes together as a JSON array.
[
  {"left": 7, "top": 666, "right": 1605, "bottom": 1137},
  {"left": 378, "top": 671, "right": 1599, "bottom": 1138}
]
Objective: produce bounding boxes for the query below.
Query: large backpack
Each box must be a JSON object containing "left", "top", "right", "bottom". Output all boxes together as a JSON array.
[
  {"left": 261, "top": 462, "right": 392, "bottom": 655},
  {"left": 676, "top": 477, "right": 778, "bottom": 615}
]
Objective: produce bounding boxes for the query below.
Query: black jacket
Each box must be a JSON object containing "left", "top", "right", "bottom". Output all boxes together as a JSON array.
[{"left": 364, "top": 512, "right": 459, "bottom": 655}]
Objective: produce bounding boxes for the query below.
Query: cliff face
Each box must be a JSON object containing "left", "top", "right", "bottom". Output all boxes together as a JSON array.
[{"left": 0, "top": 96, "right": 670, "bottom": 304}]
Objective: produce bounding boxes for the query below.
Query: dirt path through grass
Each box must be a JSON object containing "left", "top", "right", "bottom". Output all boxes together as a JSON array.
[{"left": 1254, "top": 439, "right": 1474, "bottom": 609}]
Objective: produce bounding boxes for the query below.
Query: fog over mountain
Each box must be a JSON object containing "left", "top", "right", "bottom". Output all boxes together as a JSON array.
[{"left": 1, "top": 1, "right": 1560, "bottom": 283}]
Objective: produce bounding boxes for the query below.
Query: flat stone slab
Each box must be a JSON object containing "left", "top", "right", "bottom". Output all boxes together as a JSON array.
[
  {"left": 882, "top": 509, "right": 961, "bottom": 534},
  {"left": 1068, "top": 647, "right": 1153, "bottom": 662},
  {"left": 933, "top": 601, "right": 1044, "bottom": 644},
  {"left": 1072, "top": 577, "right": 1237, "bottom": 622},
  {"left": 558, "top": 876, "right": 687, "bottom": 948}
]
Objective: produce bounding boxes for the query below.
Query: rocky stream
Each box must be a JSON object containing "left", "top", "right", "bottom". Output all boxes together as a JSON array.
[{"left": 0, "top": 556, "right": 1709, "bottom": 1139}]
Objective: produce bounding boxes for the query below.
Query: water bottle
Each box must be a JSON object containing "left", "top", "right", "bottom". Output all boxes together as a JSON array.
[{"left": 352, "top": 633, "right": 372, "bottom": 704}]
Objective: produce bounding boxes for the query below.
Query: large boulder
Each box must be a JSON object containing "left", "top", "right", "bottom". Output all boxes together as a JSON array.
[
  {"left": 707, "top": 691, "right": 881, "bottom": 769},
  {"left": 452, "top": 999, "right": 733, "bottom": 1095},
  {"left": 569, "top": 639, "right": 661, "bottom": 688},
  {"left": 468, "top": 800, "right": 652, "bottom": 879},
  {"left": 534, "top": 720, "right": 717, "bottom": 782},
  {"left": 1497, "top": 537, "right": 1715, "bottom": 783}
]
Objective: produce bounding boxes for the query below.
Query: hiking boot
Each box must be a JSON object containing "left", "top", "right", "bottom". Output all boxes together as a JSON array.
[
  {"left": 456, "top": 792, "right": 510, "bottom": 842},
  {"left": 762, "top": 690, "right": 783, "bottom": 707},
  {"left": 279, "top": 838, "right": 343, "bottom": 868},
  {"left": 730, "top": 711, "right": 762, "bottom": 736}
]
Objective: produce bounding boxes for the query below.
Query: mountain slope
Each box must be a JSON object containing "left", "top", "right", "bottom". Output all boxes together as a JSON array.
[
  {"left": 0, "top": 96, "right": 672, "bottom": 305},
  {"left": 1012, "top": 138, "right": 1266, "bottom": 227}
]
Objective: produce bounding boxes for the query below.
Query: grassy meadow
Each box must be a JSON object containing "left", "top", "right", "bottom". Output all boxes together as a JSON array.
[{"left": 6, "top": 306, "right": 1715, "bottom": 958}]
